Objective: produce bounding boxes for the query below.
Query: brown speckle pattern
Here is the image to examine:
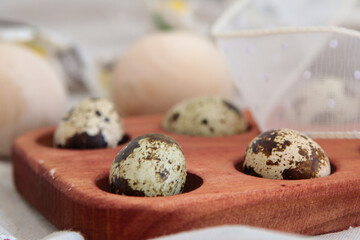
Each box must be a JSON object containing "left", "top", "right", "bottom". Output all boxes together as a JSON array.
[
  {"left": 110, "top": 133, "right": 187, "bottom": 197},
  {"left": 251, "top": 130, "right": 291, "bottom": 157},
  {"left": 171, "top": 113, "right": 180, "bottom": 122},
  {"left": 59, "top": 131, "right": 107, "bottom": 149},
  {"left": 243, "top": 128, "right": 330, "bottom": 180},
  {"left": 54, "top": 98, "right": 124, "bottom": 149},
  {"left": 162, "top": 96, "right": 248, "bottom": 136},
  {"left": 243, "top": 165, "right": 263, "bottom": 178},
  {"left": 223, "top": 100, "right": 243, "bottom": 116}
]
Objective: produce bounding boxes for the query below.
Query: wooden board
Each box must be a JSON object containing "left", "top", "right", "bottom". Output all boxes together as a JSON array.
[{"left": 12, "top": 112, "right": 360, "bottom": 240}]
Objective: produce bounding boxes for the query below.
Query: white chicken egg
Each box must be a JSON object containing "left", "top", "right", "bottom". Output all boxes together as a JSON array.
[
  {"left": 162, "top": 96, "right": 248, "bottom": 136},
  {"left": 54, "top": 98, "right": 124, "bottom": 149},
  {"left": 109, "top": 133, "right": 187, "bottom": 197},
  {"left": 243, "top": 128, "right": 331, "bottom": 180}
]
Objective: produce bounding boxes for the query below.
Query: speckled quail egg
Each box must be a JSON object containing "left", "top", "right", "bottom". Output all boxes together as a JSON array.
[
  {"left": 162, "top": 96, "right": 248, "bottom": 136},
  {"left": 54, "top": 98, "right": 124, "bottom": 149},
  {"left": 243, "top": 128, "right": 331, "bottom": 180},
  {"left": 109, "top": 133, "right": 187, "bottom": 197}
]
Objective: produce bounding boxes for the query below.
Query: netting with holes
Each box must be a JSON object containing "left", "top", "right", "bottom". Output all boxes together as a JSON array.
[{"left": 213, "top": 0, "right": 360, "bottom": 138}]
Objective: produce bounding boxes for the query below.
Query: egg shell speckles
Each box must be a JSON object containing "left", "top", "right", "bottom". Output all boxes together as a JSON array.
[
  {"left": 243, "top": 128, "right": 331, "bottom": 180},
  {"left": 162, "top": 96, "right": 248, "bottom": 136},
  {"left": 54, "top": 98, "right": 124, "bottom": 149},
  {"left": 109, "top": 133, "right": 187, "bottom": 197}
]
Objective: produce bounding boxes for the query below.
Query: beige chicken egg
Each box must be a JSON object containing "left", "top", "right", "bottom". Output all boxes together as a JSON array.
[
  {"left": 243, "top": 128, "right": 331, "bottom": 180},
  {"left": 110, "top": 31, "right": 236, "bottom": 116},
  {"left": 54, "top": 98, "right": 124, "bottom": 149},
  {"left": 162, "top": 96, "right": 248, "bottom": 136},
  {"left": 0, "top": 42, "right": 67, "bottom": 156},
  {"left": 109, "top": 133, "right": 187, "bottom": 197}
]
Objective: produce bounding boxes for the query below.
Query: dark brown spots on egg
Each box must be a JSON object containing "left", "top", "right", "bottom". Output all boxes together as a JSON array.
[
  {"left": 144, "top": 150, "right": 161, "bottom": 161},
  {"left": 282, "top": 152, "right": 325, "bottom": 180},
  {"left": 156, "top": 169, "right": 169, "bottom": 181},
  {"left": 300, "top": 134, "right": 309, "bottom": 140},
  {"left": 251, "top": 130, "right": 291, "bottom": 157},
  {"left": 180, "top": 181, "right": 185, "bottom": 193},
  {"left": 282, "top": 160, "right": 314, "bottom": 179},
  {"left": 95, "top": 110, "right": 102, "bottom": 116},
  {"left": 209, "top": 127, "right": 214, "bottom": 133},
  {"left": 223, "top": 100, "right": 242, "bottom": 116},
  {"left": 243, "top": 165, "right": 263, "bottom": 178},
  {"left": 170, "top": 113, "right": 180, "bottom": 122},
  {"left": 251, "top": 130, "right": 277, "bottom": 156},
  {"left": 201, "top": 119, "right": 208, "bottom": 125},
  {"left": 266, "top": 160, "right": 280, "bottom": 166},
  {"left": 144, "top": 133, "right": 184, "bottom": 154},
  {"left": 105, "top": 117, "right": 110, "bottom": 122},
  {"left": 145, "top": 133, "right": 177, "bottom": 145},
  {"left": 61, "top": 131, "right": 107, "bottom": 149},
  {"left": 111, "top": 133, "right": 185, "bottom": 196},
  {"left": 282, "top": 141, "right": 327, "bottom": 180},
  {"left": 298, "top": 146, "right": 308, "bottom": 157},
  {"left": 110, "top": 177, "right": 146, "bottom": 196},
  {"left": 115, "top": 139, "right": 141, "bottom": 163},
  {"left": 309, "top": 145, "right": 327, "bottom": 168}
]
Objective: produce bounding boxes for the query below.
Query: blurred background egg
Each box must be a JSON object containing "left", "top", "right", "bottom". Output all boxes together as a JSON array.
[
  {"left": 0, "top": 42, "right": 67, "bottom": 156},
  {"left": 284, "top": 78, "right": 360, "bottom": 125},
  {"left": 110, "top": 31, "right": 237, "bottom": 116}
]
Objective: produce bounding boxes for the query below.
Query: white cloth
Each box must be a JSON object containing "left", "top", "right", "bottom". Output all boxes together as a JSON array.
[
  {"left": 40, "top": 232, "right": 83, "bottom": 240},
  {"left": 153, "top": 225, "right": 309, "bottom": 240},
  {"left": 0, "top": 159, "right": 57, "bottom": 239}
]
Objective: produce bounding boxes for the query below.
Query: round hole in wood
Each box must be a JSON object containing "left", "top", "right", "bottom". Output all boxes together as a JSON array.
[
  {"left": 96, "top": 172, "right": 203, "bottom": 196},
  {"left": 37, "top": 132, "right": 54, "bottom": 147},
  {"left": 37, "top": 132, "right": 131, "bottom": 149}
]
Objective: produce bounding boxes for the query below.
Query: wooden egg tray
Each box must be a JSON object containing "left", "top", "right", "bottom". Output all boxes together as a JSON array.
[{"left": 12, "top": 112, "right": 360, "bottom": 240}]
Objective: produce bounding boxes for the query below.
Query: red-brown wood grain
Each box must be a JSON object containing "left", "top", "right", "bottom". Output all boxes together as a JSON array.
[{"left": 11, "top": 113, "right": 360, "bottom": 239}]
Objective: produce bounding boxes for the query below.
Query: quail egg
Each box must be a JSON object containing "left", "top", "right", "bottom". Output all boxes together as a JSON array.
[
  {"left": 162, "top": 96, "right": 248, "bottom": 136},
  {"left": 243, "top": 128, "right": 331, "bottom": 180},
  {"left": 109, "top": 133, "right": 187, "bottom": 197},
  {"left": 54, "top": 98, "right": 124, "bottom": 149}
]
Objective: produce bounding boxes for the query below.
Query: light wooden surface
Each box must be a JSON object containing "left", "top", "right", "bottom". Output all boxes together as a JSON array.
[{"left": 12, "top": 113, "right": 360, "bottom": 240}]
